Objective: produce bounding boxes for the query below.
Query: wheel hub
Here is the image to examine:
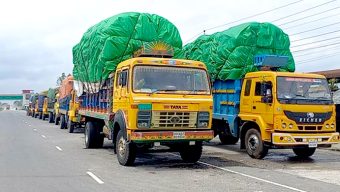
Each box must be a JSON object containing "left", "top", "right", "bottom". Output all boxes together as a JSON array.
[
  {"left": 248, "top": 134, "right": 259, "bottom": 151},
  {"left": 118, "top": 137, "right": 126, "bottom": 157}
]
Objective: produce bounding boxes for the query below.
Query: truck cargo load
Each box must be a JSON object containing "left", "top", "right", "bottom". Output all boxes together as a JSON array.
[
  {"left": 179, "top": 22, "right": 295, "bottom": 81},
  {"left": 59, "top": 76, "right": 73, "bottom": 100},
  {"left": 72, "top": 12, "right": 182, "bottom": 93}
]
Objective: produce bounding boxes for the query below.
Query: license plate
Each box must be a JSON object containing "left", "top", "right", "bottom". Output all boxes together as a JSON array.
[
  {"left": 173, "top": 132, "right": 185, "bottom": 139},
  {"left": 308, "top": 141, "right": 318, "bottom": 148}
]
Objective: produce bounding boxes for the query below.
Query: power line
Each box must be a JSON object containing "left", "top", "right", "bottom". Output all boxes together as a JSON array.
[
  {"left": 290, "top": 21, "right": 340, "bottom": 36},
  {"left": 283, "top": 11, "right": 340, "bottom": 30},
  {"left": 291, "top": 29, "right": 340, "bottom": 42},
  {"left": 184, "top": 0, "right": 304, "bottom": 43},
  {"left": 184, "top": 31, "right": 205, "bottom": 44},
  {"left": 296, "top": 52, "right": 340, "bottom": 65},
  {"left": 294, "top": 45, "right": 340, "bottom": 57},
  {"left": 271, "top": 0, "right": 337, "bottom": 23},
  {"left": 292, "top": 41, "right": 340, "bottom": 53},
  {"left": 278, "top": 6, "right": 340, "bottom": 26},
  {"left": 205, "top": 0, "right": 304, "bottom": 31},
  {"left": 291, "top": 36, "right": 340, "bottom": 48}
]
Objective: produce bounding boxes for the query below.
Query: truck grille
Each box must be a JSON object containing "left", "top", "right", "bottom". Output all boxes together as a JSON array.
[{"left": 152, "top": 112, "right": 197, "bottom": 128}]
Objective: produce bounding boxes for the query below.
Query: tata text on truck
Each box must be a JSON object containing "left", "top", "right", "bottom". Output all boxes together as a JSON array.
[
  {"left": 76, "top": 43, "right": 214, "bottom": 166},
  {"left": 212, "top": 55, "right": 339, "bottom": 158}
]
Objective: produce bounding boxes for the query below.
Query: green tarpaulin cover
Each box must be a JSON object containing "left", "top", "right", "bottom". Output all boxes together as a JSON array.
[
  {"left": 47, "top": 88, "right": 57, "bottom": 100},
  {"left": 72, "top": 12, "right": 182, "bottom": 85},
  {"left": 179, "top": 22, "right": 295, "bottom": 81}
]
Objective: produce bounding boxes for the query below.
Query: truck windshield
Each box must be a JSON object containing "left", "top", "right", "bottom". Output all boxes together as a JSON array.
[
  {"left": 277, "top": 77, "right": 332, "bottom": 105},
  {"left": 133, "top": 65, "right": 210, "bottom": 94}
]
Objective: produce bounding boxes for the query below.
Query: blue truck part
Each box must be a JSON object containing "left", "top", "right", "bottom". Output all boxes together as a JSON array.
[
  {"left": 59, "top": 96, "right": 71, "bottom": 111},
  {"left": 254, "top": 55, "right": 288, "bottom": 68},
  {"left": 38, "top": 95, "right": 45, "bottom": 110},
  {"left": 212, "top": 79, "right": 241, "bottom": 137}
]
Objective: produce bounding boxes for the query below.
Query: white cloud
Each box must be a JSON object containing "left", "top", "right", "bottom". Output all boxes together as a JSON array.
[{"left": 1, "top": 0, "right": 340, "bottom": 93}]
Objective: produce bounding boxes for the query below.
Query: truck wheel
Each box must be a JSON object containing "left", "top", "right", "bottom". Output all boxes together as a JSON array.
[
  {"left": 68, "top": 119, "right": 75, "bottom": 133},
  {"left": 179, "top": 142, "right": 203, "bottom": 163},
  {"left": 245, "top": 128, "right": 268, "bottom": 159},
  {"left": 31, "top": 112, "right": 35, "bottom": 118},
  {"left": 293, "top": 147, "right": 316, "bottom": 158},
  {"left": 42, "top": 114, "right": 46, "bottom": 121},
  {"left": 60, "top": 115, "right": 66, "bottom": 129},
  {"left": 116, "top": 130, "right": 136, "bottom": 166},
  {"left": 39, "top": 112, "right": 43, "bottom": 119},
  {"left": 85, "top": 121, "right": 103, "bottom": 148},
  {"left": 35, "top": 113, "right": 38, "bottom": 118},
  {"left": 48, "top": 112, "right": 54, "bottom": 123},
  {"left": 219, "top": 133, "right": 239, "bottom": 145},
  {"left": 54, "top": 114, "right": 59, "bottom": 125}
]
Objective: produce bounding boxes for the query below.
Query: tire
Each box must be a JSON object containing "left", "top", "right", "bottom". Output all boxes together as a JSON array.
[
  {"left": 68, "top": 119, "right": 75, "bottom": 133},
  {"left": 35, "top": 113, "right": 38, "bottom": 118},
  {"left": 179, "top": 142, "right": 203, "bottom": 163},
  {"left": 245, "top": 128, "right": 268, "bottom": 159},
  {"left": 31, "top": 112, "right": 34, "bottom": 117},
  {"left": 116, "top": 130, "right": 136, "bottom": 166},
  {"left": 39, "top": 112, "right": 43, "bottom": 119},
  {"left": 48, "top": 112, "right": 54, "bottom": 123},
  {"left": 42, "top": 114, "right": 46, "bottom": 121},
  {"left": 219, "top": 133, "right": 239, "bottom": 145},
  {"left": 293, "top": 147, "right": 316, "bottom": 158},
  {"left": 60, "top": 115, "right": 66, "bottom": 129},
  {"left": 85, "top": 121, "right": 104, "bottom": 148},
  {"left": 54, "top": 114, "right": 59, "bottom": 125}
]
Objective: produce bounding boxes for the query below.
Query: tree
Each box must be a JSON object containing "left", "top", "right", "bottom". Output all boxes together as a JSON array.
[
  {"left": 56, "top": 73, "right": 66, "bottom": 86},
  {"left": 329, "top": 78, "right": 339, "bottom": 92}
]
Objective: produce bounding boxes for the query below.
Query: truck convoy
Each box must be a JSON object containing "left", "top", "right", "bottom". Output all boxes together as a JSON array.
[{"left": 26, "top": 13, "right": 339, "bottom": 165}]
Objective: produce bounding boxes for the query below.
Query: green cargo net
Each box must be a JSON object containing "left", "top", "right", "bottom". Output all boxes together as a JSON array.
[
  {"left": 179, "top": 22, "right": 295, "bottom": 81},
  {"left": 72, "top": 12, "right": 182, "bottom": 91}
]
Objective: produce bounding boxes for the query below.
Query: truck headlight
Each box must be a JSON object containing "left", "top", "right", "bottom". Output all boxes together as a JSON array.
[
  {"left": 331, "top": 124, "right": 335, "bottom": 129},
  {"left": 282, "top": 123, "right": 286, "bottom": 129},
  {"left": 325, "top": 124, "right": 330, "bottom": 129},
  {"left": 289, "top": 124, "right": 293, "bottom": 129},
  {"left": 137, "top": 111, "right": 151, "bottom": 128},
  {"left": 197, "top": 112, "right": 209, "bottom": 128}
]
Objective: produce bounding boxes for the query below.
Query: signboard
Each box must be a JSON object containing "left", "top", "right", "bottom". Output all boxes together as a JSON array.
[{"left": 0, "top": 95, "right": 23, "bottom": 100}]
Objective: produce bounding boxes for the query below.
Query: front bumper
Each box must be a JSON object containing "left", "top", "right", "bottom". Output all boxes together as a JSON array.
[
  {"left": 130, "top": 130, "right": 214, "bottom": 143},
  {"left": 272, "top": 132, "right": 340, "bottom": 146}
]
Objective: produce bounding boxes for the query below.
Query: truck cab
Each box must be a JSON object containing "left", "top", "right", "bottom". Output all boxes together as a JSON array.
[
  {"left": 213, "top": 55, "right": 339, "bottom": 158},
  {"left": 79, "top": 42, "right": 214, "bottom": 165}
]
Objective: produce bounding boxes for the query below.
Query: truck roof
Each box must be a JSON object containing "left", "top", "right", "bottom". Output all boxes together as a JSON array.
[
  {"left": 244, "top": 71, "right": 326, "bottom": 79},
  {"left": 116, "top": 57, "right": 208, "bottom": 70}
]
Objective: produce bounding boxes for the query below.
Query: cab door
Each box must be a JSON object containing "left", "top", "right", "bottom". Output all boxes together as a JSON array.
[
  {"left": 113, "top": 68, "right": 129, "bottom": 112},
  {"left": 240, "top": 78, "right": 252, "bottom": 113},
  {"left": 251, "top": 78, "right": 274, "bottom": 124}
]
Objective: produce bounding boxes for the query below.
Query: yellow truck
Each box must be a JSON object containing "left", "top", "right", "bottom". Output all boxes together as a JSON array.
[
  {"left": 76, "top": 44, "right": 214, "bottom": 165},
  {"left": 212, "top": 55, "right": 339, "bottom": 158}
]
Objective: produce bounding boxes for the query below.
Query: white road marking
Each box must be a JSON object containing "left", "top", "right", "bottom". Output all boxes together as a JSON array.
[
  {"left": 86, "top": 171, "right": 104, "bottom": 184},
  {"left": 169, "top": 153, "right": 306, "bottom": 192},
  {"left": 56, "top": 146, "right": 63, "bottom": 151},
  {"left": 33, "top": 129, "right": 37, "bottom": 131},
  {"left": 198, "top": 161, "right": 307, "bottom": 192},
  {"left": 29, "top": 125, "right": 32, "bottom": 127},
  {"left": 41, "top": 135, "right": 46, "bottom": 138}
]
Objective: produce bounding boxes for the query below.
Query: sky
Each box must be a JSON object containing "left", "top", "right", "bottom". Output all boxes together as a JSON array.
[{"left": 1, "top": 0, "right": 340, "bottom": 94}]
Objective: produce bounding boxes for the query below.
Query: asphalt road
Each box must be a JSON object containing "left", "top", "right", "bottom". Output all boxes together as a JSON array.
[{"left": 1, "top": 110, "right": 340, "bottom": 192}]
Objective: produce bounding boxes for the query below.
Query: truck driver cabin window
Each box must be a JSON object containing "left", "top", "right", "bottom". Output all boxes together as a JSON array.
[{"left": 244, "top": 80, "right": 251, "bottom": 96}]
